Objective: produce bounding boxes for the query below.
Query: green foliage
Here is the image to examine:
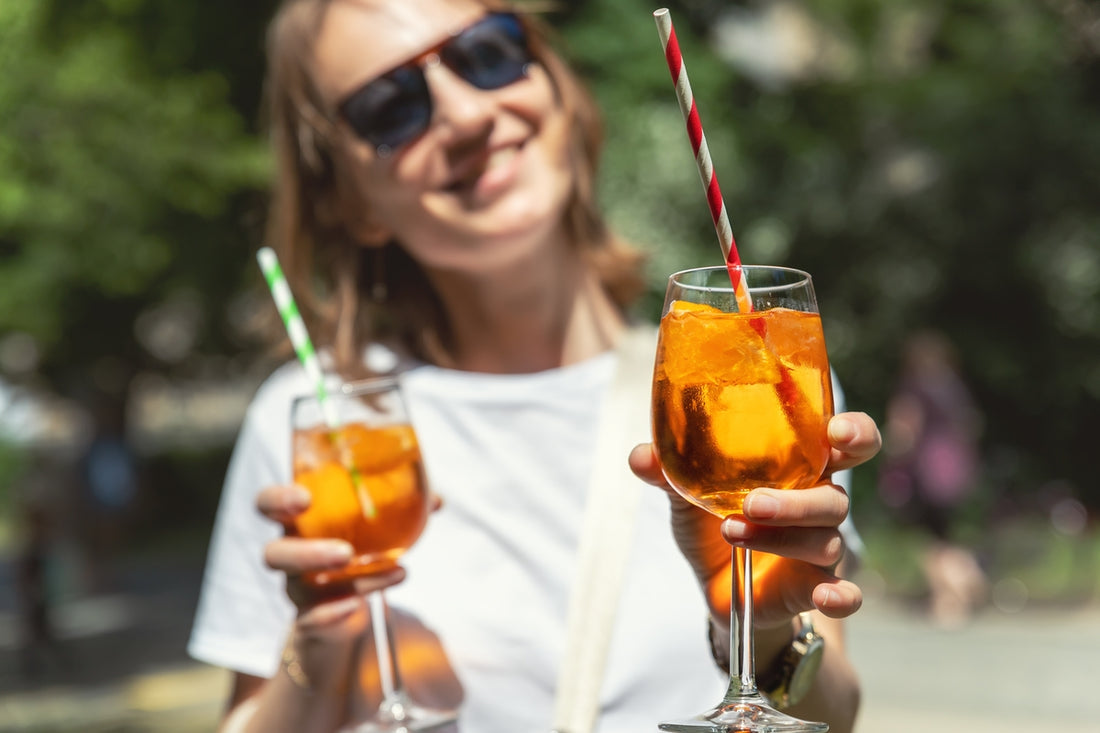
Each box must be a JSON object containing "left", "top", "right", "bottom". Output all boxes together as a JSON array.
[
  {"left": 0, "top": 0, "right": 269, "bottom": 376},
  {"left": 552, "top": 0, "right": 745, "bottom": 313},
  {"left": 0, "top": 438, "right": 29, "bottom": 503},
  {"left": 558, "top": 0, "right": 1100, "bottom": 509},
  {"left": 0, "top": 438, "right": 30, "bottom": 548}
]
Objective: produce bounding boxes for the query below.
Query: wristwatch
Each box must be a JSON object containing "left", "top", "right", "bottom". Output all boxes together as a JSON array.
[{"left": 757, "top": 611, "right": 825, "bottom": 710}]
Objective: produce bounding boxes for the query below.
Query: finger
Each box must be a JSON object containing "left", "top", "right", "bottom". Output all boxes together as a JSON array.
[
  {"left": 812, "top": 577, "right": 863, "bottom": 618},
  {"left": 285, "top": 565, "right": 406, "bottom": 610},
  {"left": 826, "top": 411, "right": 882, "bottom": 472},
  {"left": 722, "top": 521, "right": 847, "bottom": 569},
  {"left": 740, "top": 485, "right": 850, "bottom": 528},
  {"left": 264, "top": 537, "right": 353, "bottom": 575},
  {"left": 296, "top": 594, "right": 365, "bottom": 632},
  {"left": 749, "top": 559, "right": 862, "bottom": 624},
  {"left": 352, "top": 566, "right": 407, "bottom": 595},
  {"left": 257, "top": 484, "right": 312, "bottom": 524},
  {"left": 429, "top": 492, "right": 444, "bottom": 513},
  {"left": 629, "top": 443, "right": 670, "bottom": 488}
]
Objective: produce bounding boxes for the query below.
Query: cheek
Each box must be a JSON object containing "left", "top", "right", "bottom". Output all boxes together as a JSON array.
[
  {"left": 513, "top": 75, "right": 574, "bottom": 176},
  {"left": 535, "top": 109, "right": 577, "bottom": 208},
  {"left": 527, "top": 70, "right": 571, "bottom": 151},
  {"left": 341, "top": 154, "right": 421, "bottom": 233},
  {"left": 335, "top": 143, "right": 385, "bottom": 204},
  {"left": 529, "top": 77, "right": 578, "bottom": 193}
]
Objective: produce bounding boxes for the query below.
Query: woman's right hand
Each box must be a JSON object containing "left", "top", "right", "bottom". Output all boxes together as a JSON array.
[
  {"left": 254, "top": 484, "right": 405, "bottom": 694},
  {"left": 257, "top": 483, "right": 407, "bottom": 614}
]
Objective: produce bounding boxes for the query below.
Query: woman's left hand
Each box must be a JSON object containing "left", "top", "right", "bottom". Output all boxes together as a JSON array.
[{"left": 629, "top": 411, "right": 882, "bottom": 630}]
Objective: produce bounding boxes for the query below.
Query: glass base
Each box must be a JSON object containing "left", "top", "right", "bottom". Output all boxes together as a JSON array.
[
  {"left": 344, "top": 696, "right": 458, "bottom": 733},
  {"left": 659, "top": 693, "right": 828, "bottom": 733}
]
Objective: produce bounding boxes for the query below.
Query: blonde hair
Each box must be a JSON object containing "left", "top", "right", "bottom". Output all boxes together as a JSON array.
[{"left": 262, "top": 0, "right": 645, "bottom": 375}]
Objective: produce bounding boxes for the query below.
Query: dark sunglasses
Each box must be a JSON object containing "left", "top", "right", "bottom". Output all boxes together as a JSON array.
[{"left": 338, "top": 12, "right": 533, "bottom": 155}]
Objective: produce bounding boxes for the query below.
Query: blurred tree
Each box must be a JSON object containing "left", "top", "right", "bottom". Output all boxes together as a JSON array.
[
  {"left": 0, "top": 0, "right": 275, "bottom": 535},
  {"left": 0, "top": 0, "right": 270, "bottom": 401},
  {"left": 557, "top": 0, "right": 1100, "bottom": 514}
]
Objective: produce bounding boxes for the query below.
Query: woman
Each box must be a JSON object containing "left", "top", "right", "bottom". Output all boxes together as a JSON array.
[
  {"left": 879, "top": 330, "right": 987, "bottom": 626},
  {"left": 188, "top": 1, "right": 880, "bottom": 731}
]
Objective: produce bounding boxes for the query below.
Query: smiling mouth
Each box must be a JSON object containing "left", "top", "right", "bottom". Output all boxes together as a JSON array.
[{"left": 445, "top": 146, "right": 521, "bottom": 192}]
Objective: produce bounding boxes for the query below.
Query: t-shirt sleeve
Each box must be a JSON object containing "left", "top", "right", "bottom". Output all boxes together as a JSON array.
[{"left": 187, "top": 373, "right": 299, "bottom": 678}]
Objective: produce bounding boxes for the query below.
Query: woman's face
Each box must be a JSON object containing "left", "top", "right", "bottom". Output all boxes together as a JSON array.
[{"left": 312, "top": 0, "right": 575, "bottom": 276}]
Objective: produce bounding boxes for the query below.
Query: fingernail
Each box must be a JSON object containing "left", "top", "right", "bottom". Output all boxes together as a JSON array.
[
  {"left": 724, "top": 519, "right": 752, "bottom": 541},
  {"left": 322, "top": 541, "right": 353, "bottom": 564},
  {"left": 290, "top": 485, "right": 313, "bottom": 508},
  {"left": 829, "top": 417, "right": 856, "bottom": 444},
  {"left": 744, "top": 493, "right": 779, "bottom": 519}
]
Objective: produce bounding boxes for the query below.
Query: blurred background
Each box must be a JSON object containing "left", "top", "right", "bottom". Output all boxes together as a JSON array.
[{"left": 1, "top": 0, "right": 1098, "bottom": 730}]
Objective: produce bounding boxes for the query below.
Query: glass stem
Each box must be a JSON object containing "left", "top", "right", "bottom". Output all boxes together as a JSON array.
[
  {"left": 368, "top": 590, "right": 410, "bottom": 722},
  {"left": 724, "top": 546, "right": 758, "bottom": 700}
]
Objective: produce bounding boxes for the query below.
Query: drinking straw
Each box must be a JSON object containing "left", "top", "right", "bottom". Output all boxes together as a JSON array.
[
  {"left": 653, "top": 8, "right": 754, "bottom": 314},
  {"left": 257, "top": 247, "right": 340, "bottom": 427},
  {"left": 256, "top": 246, "right": 375, "bottom": 517}
]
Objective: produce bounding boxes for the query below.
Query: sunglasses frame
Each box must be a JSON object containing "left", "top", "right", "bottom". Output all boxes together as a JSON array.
[{"left": 336, "top": 12, "right": 534, "bottom": 156}]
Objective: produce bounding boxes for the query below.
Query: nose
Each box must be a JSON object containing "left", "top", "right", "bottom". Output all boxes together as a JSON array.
[{"left": 424, "top": 58, "right": 495, "bottom": 144}]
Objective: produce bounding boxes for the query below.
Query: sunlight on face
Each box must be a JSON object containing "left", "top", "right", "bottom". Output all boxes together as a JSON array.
[{"left": 312, "top": 0, "right": 576, "bottom": 279}]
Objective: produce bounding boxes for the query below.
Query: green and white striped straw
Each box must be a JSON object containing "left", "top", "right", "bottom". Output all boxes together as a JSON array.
[
  {"left": 256, "top": 246, "right": 376, "bottom": 518},
  {"left": 256, "top": 246, "right": 340, "bottom": 428}
]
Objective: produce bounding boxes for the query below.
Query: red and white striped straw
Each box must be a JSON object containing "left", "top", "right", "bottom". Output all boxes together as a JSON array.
[{"left": 653, "top": 7, "right": 753, "bottom": 313}]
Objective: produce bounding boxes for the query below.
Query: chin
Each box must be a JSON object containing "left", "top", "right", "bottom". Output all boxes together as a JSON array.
[{"left": 486, "top": 174, "right": 572, "bottom": 237}]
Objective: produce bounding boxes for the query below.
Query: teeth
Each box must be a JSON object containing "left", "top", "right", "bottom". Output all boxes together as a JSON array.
[
  {"left": 487, "top": 148, "right": 517, "bottom": 168},
  {"left": 448, "top": 148, "right": 518, "bottom": 192}
]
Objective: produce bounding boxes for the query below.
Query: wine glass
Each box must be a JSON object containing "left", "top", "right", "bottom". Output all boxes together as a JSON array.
[
  {"left": 651, "top": 265, "right": 834, "bottom": 732},
  {"left": 292, "top": 377, "right": 456, "bottom": 732}
]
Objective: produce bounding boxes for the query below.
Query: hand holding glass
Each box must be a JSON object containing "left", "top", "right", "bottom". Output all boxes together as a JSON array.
[
  {"left": 292, "top": 378, "right": 454, "bottom": 732},
  {"left": 652, "top": 266, "right": 833, "bottom": 732}
]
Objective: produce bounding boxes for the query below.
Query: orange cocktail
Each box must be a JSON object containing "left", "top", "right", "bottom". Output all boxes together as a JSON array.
[
  {"left": 292, "top": 421, "right": 429, "bottom": 586},
  {"left": 652, "top": 300, "right": 833, "bottom": 518}
]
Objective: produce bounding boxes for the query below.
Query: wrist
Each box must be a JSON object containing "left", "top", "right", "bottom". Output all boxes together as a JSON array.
[
  {"left": 705, "top": 612, "right": 825, "bottom": 711},
  {"left": 280, "top": 631, "right": 353, "bottom": 699},
  {"left": 757, "top": 612, "right": 826, "bottom": 710},
  {"left": 281, "top": 641, "right": 314, "bottom": 694}
]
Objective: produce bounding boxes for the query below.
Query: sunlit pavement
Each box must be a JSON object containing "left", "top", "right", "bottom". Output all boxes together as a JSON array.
[
  {"left": 2, "top": 555, "right": 1098, "bottom": 732},
  {"left": 1, "top": 664, "right": 226, "bottom": 733},
  {"left": 0, "top": 551, "right": 227, "bottom": 732},
  {"left": 849, "top": 585, "right": 1100, "bottom": 733}
]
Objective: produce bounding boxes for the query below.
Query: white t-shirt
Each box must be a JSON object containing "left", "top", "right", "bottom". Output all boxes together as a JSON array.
[{"left": 188, "top": 338, "right": 858, "bottom": 732}]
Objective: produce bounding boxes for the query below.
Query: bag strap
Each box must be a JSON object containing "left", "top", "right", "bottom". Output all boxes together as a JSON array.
[{"left": 551, "top": 325, "right": 657, "bottom": 733}]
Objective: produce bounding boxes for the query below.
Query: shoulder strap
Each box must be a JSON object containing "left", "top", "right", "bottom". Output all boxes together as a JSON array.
[{"left": 551, "top": 325, "right": 658, "bottom": 733}]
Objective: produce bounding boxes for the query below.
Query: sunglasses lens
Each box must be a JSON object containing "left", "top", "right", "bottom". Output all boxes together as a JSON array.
[
  {"left": 338, "top": 14, "right": 532, "bottom": 152},
  {"left": 341, "top": 66, "right": 432, "bottom": 150},
  {"left": 443, "top": 13, "right": 531, "bottom": 90}
]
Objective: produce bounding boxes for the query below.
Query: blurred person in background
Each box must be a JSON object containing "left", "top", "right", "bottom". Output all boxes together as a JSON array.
[
  {"left": 878, "top": 329, "right": 989, "bottom": 627},
  {"left": 76, "top": 393, "right": 139, "bottom": 593},
  {"left": 188, "top": 1, "right": 882, "bottom": 732},
  {"left": 13, "top": 451, "right": 63, "bottom": 678}
]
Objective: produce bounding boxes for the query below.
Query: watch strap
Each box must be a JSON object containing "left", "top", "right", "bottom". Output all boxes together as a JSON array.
[{"left": 757, "top": 611, "right": 825, "bottom": 710}]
